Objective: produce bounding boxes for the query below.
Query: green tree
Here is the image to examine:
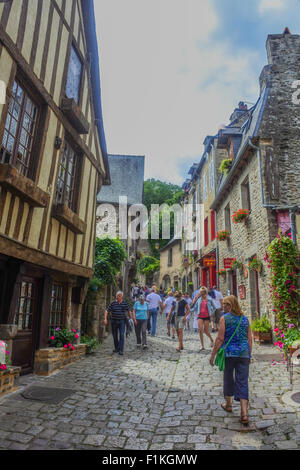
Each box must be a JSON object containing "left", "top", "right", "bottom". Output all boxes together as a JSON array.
[
  {"left": 143, "top": 179, "right": 184, "bottom": 256},
  {"left": 90, "top": 237, "right": 127, "bottom": 289}
]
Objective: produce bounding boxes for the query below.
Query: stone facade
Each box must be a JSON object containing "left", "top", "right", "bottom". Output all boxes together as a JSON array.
[
  {"left": 159, "top": 239, "right": 183, "bottom": 291},
  {"left": 0, "top": 366, "right": 21, "bottom": 398},
  {"left": 211, "top": 30, "right": 300, "bottom": 323},
  {"left": 34, "top": 344, "right": 87, "bottom": 376}
]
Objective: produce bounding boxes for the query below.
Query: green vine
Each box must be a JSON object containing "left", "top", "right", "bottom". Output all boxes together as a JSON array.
[
  {"left": 137, "top": 255, "right": 160, "bottom": 276},
  {"left": 93, "top": 237, "right": 127, "bottom": 288},
  {"left": 219, "top": 158, "right": 232, "bottom": 175},
  {"left": 266, "top": 233, "right": 299, "bottom": 330}
]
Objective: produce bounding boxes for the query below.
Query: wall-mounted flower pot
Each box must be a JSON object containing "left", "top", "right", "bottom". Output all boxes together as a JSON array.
[{"left": 253, "top": 331, "right": 272, "bottom": 344}]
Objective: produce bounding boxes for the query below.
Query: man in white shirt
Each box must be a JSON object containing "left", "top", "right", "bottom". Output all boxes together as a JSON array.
[
  {"left": 211, "top": 286, "right": 223, "bottom": 332},
  {"left": 163, "top": 291, "right": 175, "bottom": 338},
  {"left": 146, "top": 286, "right": 163, "bottom": 336}
]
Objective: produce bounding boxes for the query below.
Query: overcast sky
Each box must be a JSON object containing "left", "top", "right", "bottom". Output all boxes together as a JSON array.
[{"left": 94, "top": 0, "right": 299, "bottom": 186}]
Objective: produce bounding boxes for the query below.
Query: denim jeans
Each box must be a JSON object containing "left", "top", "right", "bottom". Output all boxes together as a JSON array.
[
  {"left": 223, "top": 357, "right": 250, "bottom": 402},
  {"left": 111, "top": 319, "right": 126, "bottom": 353},
  {"left": 149, "top": 308, "right": 159, "bottom": 336}
]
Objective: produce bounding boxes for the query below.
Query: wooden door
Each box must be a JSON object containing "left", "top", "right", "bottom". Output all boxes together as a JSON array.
[
  {"left": 232, "top": 271, "right": 238, "bottom": 297},
  {"left": 10, "top": 277, "right": 39, "bottom": 375}
]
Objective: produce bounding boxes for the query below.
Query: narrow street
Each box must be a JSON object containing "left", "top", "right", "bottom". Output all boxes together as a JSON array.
[{"left": 0, "top": 315, "right": 299, "bottom": 451}]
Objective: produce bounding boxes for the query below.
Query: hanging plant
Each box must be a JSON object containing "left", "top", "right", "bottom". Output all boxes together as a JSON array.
[
  {"left": 217, "top": 269, "right": 226, "bottom": 277},
  {"left": 248, "top": 257, "right": 263, "bottom": 272},
  {"left": 231, "top": 259, "right": 243, "bottom": 270},
  {"left": 266, "top": 232, "right": 299, "bottom": 330},
  {"left": 219, "top": 158, "right": 233, "bottom": 175},
  {"left": 216, "top": 230, "right": 230, "bottom": 241},
  {"left": 232, "top": 209, "right": 249, "bottom": 224}
]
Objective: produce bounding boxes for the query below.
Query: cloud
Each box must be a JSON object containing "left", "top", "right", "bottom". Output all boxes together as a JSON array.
[
  {"left": 95, "top": 0, "right": 263, "bottom": 186},
  {"left": 258, "top": 0, "right": 286, "bottom": 15}
]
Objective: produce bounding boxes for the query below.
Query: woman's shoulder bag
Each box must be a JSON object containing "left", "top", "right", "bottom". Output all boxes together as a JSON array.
[{"left": 214, "top": 315, "right": 243, "bottom": 372}]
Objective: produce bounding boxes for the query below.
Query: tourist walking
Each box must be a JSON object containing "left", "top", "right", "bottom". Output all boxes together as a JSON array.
[
  {"left": 210, "top": 286, "right": 224, "bottom": 332},
  {"left": 146, "top": 286, "right": 163, "bottom": 336},
  {"left": 132, "top": 295, "right": 149, "bottom": 350},
  {"left": 191, "top": 286, "right": 215, "bottom": 351},
  {"left": 209, "top": 295, "right": 252, "bottom": 425},
  {"left": 167, "top": 291, "right": 190, "bottom": 352},
  {"left": 162, "top": 291, "right": 175, "bottom": 338},
  {"left": 104, "top": 291, "right": 131, "bottom": 356},
  {"left": 183, "top": 292, "right": 193, "bottom": 330}
]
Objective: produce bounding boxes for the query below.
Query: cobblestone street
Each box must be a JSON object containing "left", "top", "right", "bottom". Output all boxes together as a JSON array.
[{"left": 0, "top": 315, "right": 299, "bottom": 451}]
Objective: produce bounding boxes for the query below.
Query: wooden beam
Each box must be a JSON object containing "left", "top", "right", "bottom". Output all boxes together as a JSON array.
[{"left": 0, "top": 234, "right": 94, "bottom": 279}]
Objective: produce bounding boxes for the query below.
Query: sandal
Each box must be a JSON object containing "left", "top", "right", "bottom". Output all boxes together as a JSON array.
[
  {"left": 221, "top": 403, "right": 232, "bottom": 413},
  {"left": 176, "top": 347, "right": 181, "bottom": 352},
  {"left": 199, "top": 347, "right": 205, "bottom": 352},
  {"left": 239, "top": 414, "right": 249, "bottom": 425}
]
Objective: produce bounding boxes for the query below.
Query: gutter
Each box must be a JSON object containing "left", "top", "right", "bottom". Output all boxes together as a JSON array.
[{"left": 81, "top": 0, "right": 111, "bottom": 185}]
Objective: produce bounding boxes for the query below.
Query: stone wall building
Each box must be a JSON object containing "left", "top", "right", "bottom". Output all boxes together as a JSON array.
[
  {"left": 159, "top": 238, "right": 183, "bottom": 291},
  {"left": 211, "top": 29, "right": 300, "bottom": 321},
  {"left": 0, "top": 0, "right": 110, "bottom": 374},
  {"left": 96, "top": 154, "right": 145, "bottom": 299}
]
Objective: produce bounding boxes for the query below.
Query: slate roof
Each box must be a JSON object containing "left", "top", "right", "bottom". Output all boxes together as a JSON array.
[{"left": 97, "top": 154, "right": 145, "bottom": 205}]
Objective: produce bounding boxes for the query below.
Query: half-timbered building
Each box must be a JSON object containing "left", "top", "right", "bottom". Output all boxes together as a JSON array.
[{"left": 0, "top": 0, "right": 110, "bottom": 374}]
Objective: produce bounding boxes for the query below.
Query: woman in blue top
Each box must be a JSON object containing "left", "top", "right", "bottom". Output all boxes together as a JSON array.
[
  {"left": 210, "top": 296, "right": 253, "bottom": 425},
  {"left": 133, "top": 295, "right": 149, "bottom": 350}
]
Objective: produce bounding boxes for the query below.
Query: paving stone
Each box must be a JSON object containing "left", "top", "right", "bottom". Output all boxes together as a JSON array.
[
  {"left": 124, "top": 438, "right": 149, "bottom": 450},
  {"left": 275, "top": 440, "right": 299, "bottom": 450},
  {"left": 83, "top": 434, "right": 106, "bottom": 446}
]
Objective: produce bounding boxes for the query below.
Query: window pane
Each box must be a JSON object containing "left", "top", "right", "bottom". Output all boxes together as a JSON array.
[{"left": 65, "top": 46, "right": 82, "bottom": 104}]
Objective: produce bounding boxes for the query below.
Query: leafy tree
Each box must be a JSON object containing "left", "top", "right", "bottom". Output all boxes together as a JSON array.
[
  {"left": 143, "top": 179, "right": 184, "bottom": 256},
  {"left": 91, "top": 237, "right": 127, "bottom": 288}
]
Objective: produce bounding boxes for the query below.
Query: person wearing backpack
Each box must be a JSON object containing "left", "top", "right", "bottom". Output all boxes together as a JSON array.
[{"left": 209, "top": 295, "right": 253, "bottom": 425}]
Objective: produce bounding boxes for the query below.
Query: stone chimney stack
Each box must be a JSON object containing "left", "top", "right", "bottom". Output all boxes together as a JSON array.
[{"left": 266, "top": 28, "right": 300, "bottom": 65}]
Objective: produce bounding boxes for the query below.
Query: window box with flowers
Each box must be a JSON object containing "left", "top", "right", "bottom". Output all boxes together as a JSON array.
[
  {"left": 34, "top": 328, "right": 86, "bottom": 376},
  {"left": 0, "top": 343, "right": 21, "bottom": 398},
  {"left": 232, "top": 209, "right": 249, "bottom": 224},
  {"left": 216, "top": 230, "right": 230, "bottom": 241},
  {"left": 248, "top": 257, "right": 263, "bottom": 273}
]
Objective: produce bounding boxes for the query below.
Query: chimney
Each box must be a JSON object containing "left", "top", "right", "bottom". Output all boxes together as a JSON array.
[
  {"left": 266, "top": 29, "right": 300, "bottom": 65},
  {"left": 229, "top": 102, "right": 248, "bottom": 123}
]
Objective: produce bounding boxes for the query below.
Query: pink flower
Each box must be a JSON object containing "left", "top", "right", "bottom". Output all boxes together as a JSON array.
[
  {"left": 64, "top": 345, "right": 68, "bottom": 349},
  {"left": 281, "top": 334, "right": 285, "bottom": 338},
  {"left": 6, "top": 351, "right": 9, "bottom": 355},
  {"left": 75, "top": 334, "right": 79, "bottom": 339},
  {"left": 0, "top": 364, "right": 7, "bottom": 370},
  {"left": 56, "top": 328, "right": 60, "bottom": 331},
  {"left": 71, "top": 346, "right": 75, "bottom": 351},
  {"left": 68, "top": 343, "right": 72, "bottom": 347},
  {"left": 50, "top": 336, "right": 55, "bottom": 340},
  {"left": 72, "top": 329, "right": 77, "bottom": 333},
  {"left": 274, "top": 328, "right": 279, "bottom": 332},
  {"left": 289, "top": 324, "right": 295, "bottom": 328}
]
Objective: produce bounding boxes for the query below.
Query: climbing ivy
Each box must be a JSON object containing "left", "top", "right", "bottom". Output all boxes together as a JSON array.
[
  {"left": 92, "top": 237, "right": 127, "bottom": 288},
  {"left": 266, "top": 233, "right": 299, "bottom": 330}
]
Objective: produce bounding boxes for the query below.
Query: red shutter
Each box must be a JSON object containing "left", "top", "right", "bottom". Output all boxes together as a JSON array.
[
  {"left": 211, "top": 211, "right": 216, "bottom": 241},
  {"left": 204, "top": 217, "right": 209, "bottom": 246}
]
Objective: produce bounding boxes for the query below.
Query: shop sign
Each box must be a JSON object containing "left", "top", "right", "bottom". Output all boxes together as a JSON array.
[
  {"left": 204, "top": 258, "right": 216, "bottom": 267},
  {"left": 238, "top": 285, "right": 246, "bottom": 300},
  {"left": 224, "top": 258, "right": 235, "bottom": 269}
]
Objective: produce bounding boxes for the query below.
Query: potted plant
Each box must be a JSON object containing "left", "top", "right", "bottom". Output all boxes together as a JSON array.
[
  {"left": 248, "top": 257, "right": 263, "bottom": 273},
  {"left": 251, "top": 316, "right": 272, "bottom": 344},
  {"left": 216, "top": 230, "right": 230, "bottom": 241},
  {"left": 232, "top": 209, "right": 249, "bottom": 224},
  {"left": 219, "top": 158, "right": 233, "bottom": 175},
  {"left": 80, "top": 335, "right": 101, "bottom": 355}
]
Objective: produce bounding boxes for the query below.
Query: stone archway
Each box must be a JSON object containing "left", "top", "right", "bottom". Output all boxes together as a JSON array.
[{"left": 162, "top": 275, "right": 171, "bottom": 290}]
